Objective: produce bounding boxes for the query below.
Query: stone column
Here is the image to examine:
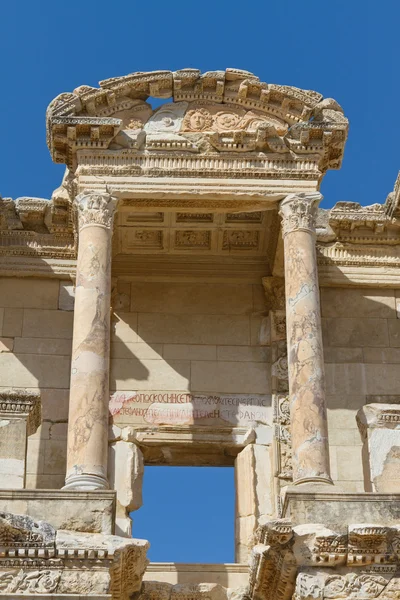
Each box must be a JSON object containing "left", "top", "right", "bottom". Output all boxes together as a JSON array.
[
  {"left": 64, "top": 191, "right": 117, "bottom": 490},
  {"left": 279, "top": 193, "right": 332, "bottom": 485}
]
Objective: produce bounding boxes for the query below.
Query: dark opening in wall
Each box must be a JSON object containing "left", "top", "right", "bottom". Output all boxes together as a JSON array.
[{"left": 131, "top": 466, "right": 235, "bottom": 563}]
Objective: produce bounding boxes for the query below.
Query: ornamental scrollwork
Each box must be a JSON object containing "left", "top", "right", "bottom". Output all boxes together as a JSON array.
[
  {"left": 279, "top": 192, "right": 322, "bottom": 237},
  {"left": 75, "top": 191, "right": 117, "bottom": 230}
]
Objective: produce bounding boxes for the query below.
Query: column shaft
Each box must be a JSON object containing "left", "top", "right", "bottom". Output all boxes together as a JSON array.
[
  {"left": 64, "top": 192, "right": 116, "bottom": 490},
  {"left": 279, "top": 193, "right": 332, "bottom": 485}
]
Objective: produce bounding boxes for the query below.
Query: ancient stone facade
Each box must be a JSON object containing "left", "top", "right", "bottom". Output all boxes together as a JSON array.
[{"left": 0, "top": 67, "right": 399, "bottom": 598}]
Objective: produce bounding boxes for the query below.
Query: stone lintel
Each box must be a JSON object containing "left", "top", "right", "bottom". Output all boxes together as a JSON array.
[{"left": 77, "top": 175, "right": 319, "bottom": 207}]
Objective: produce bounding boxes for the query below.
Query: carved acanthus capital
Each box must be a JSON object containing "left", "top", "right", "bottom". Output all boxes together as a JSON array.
[
  {"left": 279, "top": 192, "right": 322, "bottom": 237},
  {"left": 75, "top": 191, "right": 117, "bottom": 230}
]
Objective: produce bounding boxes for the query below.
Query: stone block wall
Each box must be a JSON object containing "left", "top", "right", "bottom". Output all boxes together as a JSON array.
[
  {"left": 0, "top": 277, "right": 73, "bottom": 489},
  {"left": 110, "top": 281, "right": 271, "bottom": 399},
  {"left": 321, "top": 287, "right": 400, "bottom": 491},
  {"left": 1, "top": 276, "right": 399, "bottom": 498}
]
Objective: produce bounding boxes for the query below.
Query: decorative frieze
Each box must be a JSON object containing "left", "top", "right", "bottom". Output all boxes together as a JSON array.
[
  {"left": 0, "top": 512, "right": 149, "bottom": 599},
  {"left": 248, "top": 520, "right": 400, "bottom": 600}
]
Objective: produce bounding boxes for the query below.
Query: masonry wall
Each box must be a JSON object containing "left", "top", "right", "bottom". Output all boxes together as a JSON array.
[
  {"left": 110, "top": 280, "right": 271, "bottom": 417},
  {"left": 321, "top": 286, "right": 400, "bottom": 491},
  {"left": 1, "top": 276, "right": 400, "bottom": 495},
  {"left": 0, "top": 277, "right": 74, "bottom": 489}
]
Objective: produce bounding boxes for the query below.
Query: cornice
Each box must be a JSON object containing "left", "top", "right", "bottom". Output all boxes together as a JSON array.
[{"left": 46, "top": 68, "right": 348, "bottom": 173}]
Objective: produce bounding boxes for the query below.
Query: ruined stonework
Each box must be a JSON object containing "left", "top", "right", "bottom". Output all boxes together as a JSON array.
[{"left": 0, "top": 67, "right": 399, "bottom": 598}]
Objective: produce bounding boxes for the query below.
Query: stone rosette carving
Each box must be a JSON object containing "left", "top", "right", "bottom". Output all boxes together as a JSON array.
[
  {"left": 76, "top": 190, "right": 117, "bottom": 230},
  {"left": 279, "top": 192, "right": 322, "bottom": 237}
]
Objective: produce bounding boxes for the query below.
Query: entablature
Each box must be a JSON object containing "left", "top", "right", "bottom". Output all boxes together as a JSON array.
[{"left": 46, "top": 68, "right": 348, "bottom": 179}]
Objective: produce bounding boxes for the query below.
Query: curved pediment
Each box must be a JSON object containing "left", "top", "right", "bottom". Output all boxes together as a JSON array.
[{"left": 47, "top": 68, "right": 348, "bottom": 173}]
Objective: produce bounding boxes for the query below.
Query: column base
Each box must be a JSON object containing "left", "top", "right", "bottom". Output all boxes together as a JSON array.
[
  {"left": 63, "top": 473, "right": 109, "bottom": 491},
  {"left": 293, "top": 476, "right": 334, "bottom": 486}
]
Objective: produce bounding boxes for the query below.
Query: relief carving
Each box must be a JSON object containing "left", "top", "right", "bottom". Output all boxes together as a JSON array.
[
  {"left": 279, "top": 193, "right": 322, "bottom": 237},
  {"left": 0, "top": 569, "right": 60, "bottom": 594},
  {"left": 76, "top": 191, "right": 117, "bottom": 230}
]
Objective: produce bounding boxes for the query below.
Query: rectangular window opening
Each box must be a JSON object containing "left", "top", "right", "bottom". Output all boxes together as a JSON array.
[{"left": 131, "top": 465, "right": 235, "bottom": 563}]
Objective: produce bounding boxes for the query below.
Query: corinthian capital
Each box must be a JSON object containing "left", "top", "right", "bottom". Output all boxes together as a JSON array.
[
  {"left": 279, "top": 192, "right": 322, "bottom": 237},
  {"left": 76, "top": 191, "right": 117, "bottom": 230}
]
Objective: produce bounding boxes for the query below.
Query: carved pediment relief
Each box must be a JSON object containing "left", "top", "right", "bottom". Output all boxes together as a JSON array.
[{"left": 47, "top": 68, "right": 348, "bottom": 172}]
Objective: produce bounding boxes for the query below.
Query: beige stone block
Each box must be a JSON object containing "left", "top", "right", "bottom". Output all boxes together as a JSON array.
[
  {"left": 329, "top": 446, "right": 338, "bottom": 480},
  {"left": 108, "top": 441, "right": 144, "bottom": 512},
  {"left": 235, "top": 515, "right": 256, "bottom": 562},
  {"left": 336, "top": 445, "right": 364, "bottom": 481},
  {"left": 35, "top": 474, "right": 66, "bottom": 489},
  {"left": 0, "top": 418, "right": 27, "bottom": 488},
  {"left": 164, "top": 344, "right": 217, "bottom": 360},
  {"left": 26, "top": 438, "right": 45, "bottom": 475},
  {"left": 365, "top": 363, "right": 400, "bottom": 395},
  {"left": 40, "top": 389, "right": 69, "bottom": 421},
  {"left": 321, "top": 287, "right": 396, "bottom": 319},
  {"left": 116, "top": 280, "right": 131, "bottom": 306},
  {"left": 191, "top": 361, "right": 270, "bottom": 394},
  {"left": 14, "top": 337, "right": 72, "bottom": 355},
  {"left": 43, "top": 439, "right": 67, "bottom": 474},
  {"left": 138, "top": 313, "right": 250, "bottom": 345},
  {"left": 22, "top": 309, "right": 73, "bottom": 339},
  {"left": 357, "top": 403, "right": 400, "bottom": 492},
  {"left": 131, "top": 282, "right": 253, "bottom": 315},
  {"left": 388, "top": 319, "right": 400, "bottom": 347},
  {"left": 0, "top": 353, "right": 70, "bottom": 388},
  {"left": 2, "top": 308, "right": 23, "bottom": 337},
  {"left": 0, "top": 277, "right": 59, "bottom": 309},
  {"left": 321, "top": 317, "right": 329, "bottom": 346},
  {"left": 111, "top": 312, "right": 138, "bottom": 342},
  {"left": 58, "top": 282, "right": 75, "bottom": 311},
  {"left": 252, "top": 284, "right": 267, "bottom": 311},
  {"left": 0, "top": 337, "right": 13, "bottom": 352},
  {"left": 328, "top": 428, "right": 358, "bottom": 445},
  {"left": 325, "top": 364, "right": 367, "bottom": 396},
  {"left": 363, "top": 347, "right": 400, "bottom": 363},
  {"left": 110, "top": 358, "right": 190, "bottom": 391},
  {"left": 334, "top": 480, "right": 365, "bottom": 492},
  {"left": 111, "top": 341, "right": 162, "bottom": 359},
  {"left": 28, "top": 421, "right": 51, "bottom": 441},
  {"left": 326, "top": 317, "right": 389, "bottom": 347},
  {"left": 49, "top": 422, "right": 68, "bottom": 440},
  {"left": 324, "top": 347, "right": 363, "bottom": 363},
  {"left": 327, "top": 408, "right": 359, "bottom": 430},
  {"left": 250, "top": 315, "right": 270, "bottom": 346},
  {"left": 217, "top": 345, "right": 270, "bottom": 362}
]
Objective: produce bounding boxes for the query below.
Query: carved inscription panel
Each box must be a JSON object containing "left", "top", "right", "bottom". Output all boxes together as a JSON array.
[{"left": 110, "top": 391, "right": 272, "bottom": 429}]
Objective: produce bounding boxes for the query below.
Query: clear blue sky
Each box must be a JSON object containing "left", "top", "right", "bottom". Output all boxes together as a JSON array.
[
  {"left": 1, "top": 1, "right": 399, "bottom": 209},
  {"left": 1, "top": 0, "right": 398, "bottom": 562}
]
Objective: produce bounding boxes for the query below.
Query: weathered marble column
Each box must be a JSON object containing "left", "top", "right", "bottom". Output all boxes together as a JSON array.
[
  {"left": 64, "top": 191, "right": 117, "bottom": 490},
  {"left": 279, "top": 192, "right": 332, "bottom": 485}
]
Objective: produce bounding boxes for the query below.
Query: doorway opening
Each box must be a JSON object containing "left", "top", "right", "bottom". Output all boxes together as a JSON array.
[{"left": 131, "top": 466, "right": 235, "bottom": 563}]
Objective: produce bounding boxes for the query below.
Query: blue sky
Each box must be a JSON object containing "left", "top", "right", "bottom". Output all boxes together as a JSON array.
[
  {"left": 1, "top": 0, "right": 398, "bottom": 562},
  {"left": 1, "top": 1, "right": 399, "bottom": 209}
]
